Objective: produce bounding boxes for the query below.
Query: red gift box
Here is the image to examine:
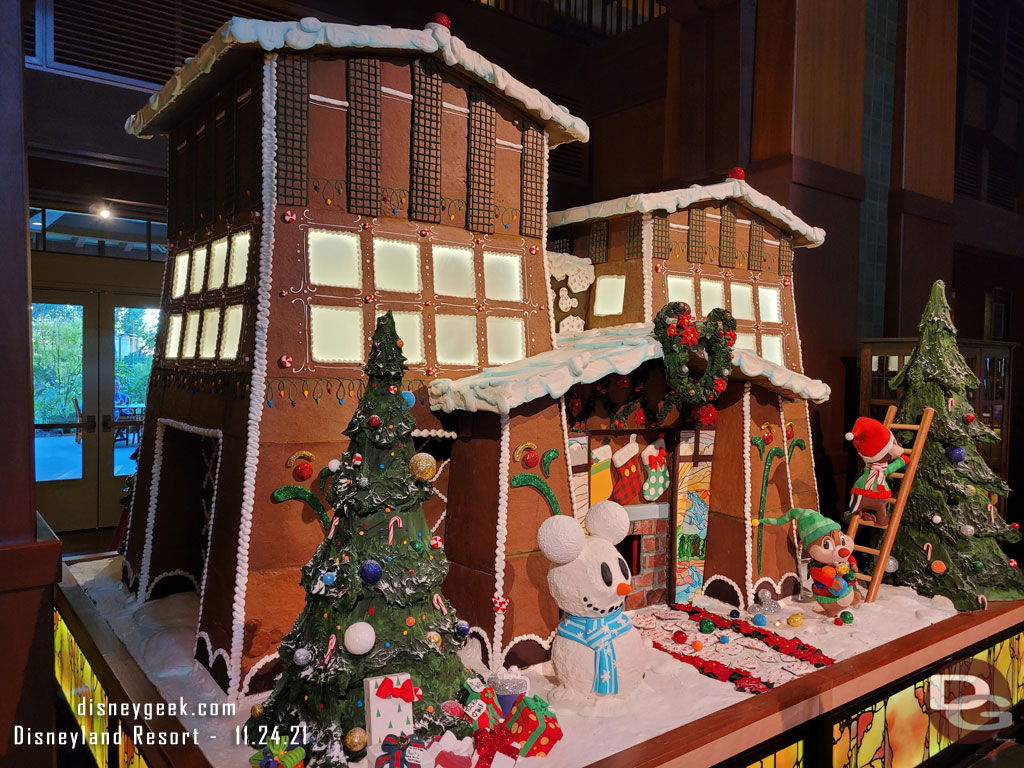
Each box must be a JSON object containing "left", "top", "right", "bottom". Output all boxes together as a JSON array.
[{"left": 502, "top": 694, "right": 562, "bottom": 758}]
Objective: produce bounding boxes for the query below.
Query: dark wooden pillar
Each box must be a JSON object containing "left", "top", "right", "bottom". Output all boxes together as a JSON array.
[{"left": 0, "top": 0, "right": 61, "bottom": 763}]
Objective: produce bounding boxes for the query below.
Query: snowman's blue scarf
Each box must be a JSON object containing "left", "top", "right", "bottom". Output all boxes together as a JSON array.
[{"left": 556, "top": 608, "right": 633, "bottom": 695}]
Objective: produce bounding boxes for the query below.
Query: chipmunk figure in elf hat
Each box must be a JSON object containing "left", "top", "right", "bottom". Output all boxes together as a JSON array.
[
  {"left": 846, "top": 416, "right": 906, "bottom": 526},
  {"left": 753, "top": 508, "right": 861, "bottom": 618}
]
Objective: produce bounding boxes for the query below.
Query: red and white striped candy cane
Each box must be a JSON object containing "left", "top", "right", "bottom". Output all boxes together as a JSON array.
[
  {"left": 989, "top": 503, "right": 996, "bottom": 523},
  {"left": 432, "top": 593, "right": 447, "bottom": 615},
  {"left": 328, "top": 516, "right": 339, "bottom": 539},
  {"left": 923, "top": 542, "right": 932, "bottom": 561},
  {"left": 947, "top": 397, "right": 956, "bottom": 412},
  {"left": 978, "top": 594, "right": 988, "bottom": 610},
  {"left": 388, "top": 515, "right": 403, "bottom": 545},
  {"left": 323, "top": 632, "right": 337, "bottom": 664}
]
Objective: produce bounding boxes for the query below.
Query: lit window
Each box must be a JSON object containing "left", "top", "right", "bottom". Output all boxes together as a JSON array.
[
  {"left": 700, "top": 279, "right": 724, "bottom": 316},
  {"left": 758, "top": 285, "right": 782, "bottom": 324},
  {"left": 309, "top": 230, "right": 362, "bottom": 288},
  {"left": 378, "top": 311, "right": 424, "bottom": 364},
  {"left": 220, "top": 305, "right": 243, "bottom": 360},
  {"left": 200, "top": 308, "right": 220, "bottom": 358},
  {"left": 164, "top": 314, "right": 182, "bottom": 358},
  {"left": 207, "top": 238, "right": 228, "bottom": 290},
  {"left": 761, "top": 334, "right": 784, "bottom": 365},
  {"left": 172, "top": 252, "right": 189, "bottom": 298},
  {"left": 227, "top": 230, "right": 251, "bottom": 287},
  {"left": 310, "top": 306, "right": 364, "bottom": 362},
  {"left": 189, "top": 246, "right": 208, "bottom": 294},
  {"left": 374, "top": 238, "right": 420, "bottom": 292},
  {"left": 435, "top": 314, "right": 478, "bottom": 366},
  {"left": 593, "top": 275, "right": 626, "bottom": 316},
  {"left": 486, "top": 316, "right": 525, "bottom": 364},
  {"left": 182, "top": 311, "right": 200, "bottom": 358},
  {"left": 730, "top": 283, "right": 754, "bottom": 321},
  {"left": 734, "top": 332, "right": 756, "bottom": 352},
  {"left": 432, "top": 245, "right": 476, "bottom": 298},
  {"left": 667, "top": 275, "right": 695, "bottom": 309},
  {"left": 483, "top": 251, "right": 522, "bottom": 302}
]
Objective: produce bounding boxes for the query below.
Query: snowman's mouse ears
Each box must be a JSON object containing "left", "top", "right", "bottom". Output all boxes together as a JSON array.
[
  {"left": 537, "top": 515, "right": 586, "bottom": 565},
  {"left": 586, "top": 500, "right": 630, "bottom": 544}
]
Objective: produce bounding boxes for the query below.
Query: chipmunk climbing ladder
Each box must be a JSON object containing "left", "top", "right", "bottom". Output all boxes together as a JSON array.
[{"left": 846, "top": 405, "right": 935, "bottom": 603}]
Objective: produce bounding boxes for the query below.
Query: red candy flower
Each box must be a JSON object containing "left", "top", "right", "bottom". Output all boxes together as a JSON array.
[{"left": 693, "top": 405, "right": 718, "bottom": 427}]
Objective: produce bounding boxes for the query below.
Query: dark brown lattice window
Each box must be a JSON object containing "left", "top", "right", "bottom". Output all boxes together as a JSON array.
[
  {"left": 779, "top": 236, "right": 794, "bottom": 275},
  {"left": 169, "top": 124, "right": 190, "bottom": 237},
  {"left": 625, "top": 214, "right": 643, "bottom": 260},
  {"left": 549, "top": 227, "right": 572, "bottom": 253},
  {"left": 590, "top": 221, "right": 609, "bottom": 263},
  {"left": 719, "top": 205, "right": 737, "bottom": 268},
  {"left": 748, "top": 217, "right": 765, "bottom": 271},
  {"left": 276, "top": 55, "right": 308, "bottom": 208},
  {"left": 196, "top": 115, "right": 214, "bottom": 225},
  {"left": 652, "top": 212, "right": 670, "bottom": 259},
  {"left": 687, "top": 208, "right": 706, "bottom": 263},
  {"left": 467, "top": 89, "right": 496, "bottom": 233},
  {"left": 347, "top": 58, "right": 382, "bottom": 217},
  {"left": 409, "top": 57, "right": 442, "bottom": 223},
  {"left": 520, "top": 121, "right": 545, "bottom": 238},
  {"left": 214, "top": 88, "right": 236, "bottom": 219}
]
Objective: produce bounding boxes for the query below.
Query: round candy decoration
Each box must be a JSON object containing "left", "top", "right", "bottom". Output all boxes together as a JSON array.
[
  {"left": 1010, "top": 559, "right": 1018, "bottom": 568},
  {"left": 455, "top": 620, "right": 471, "bottom": 637},
  {"left": 672, "top": 630, "right": 688, "bottom": 644},
  {"left": 343, "top": 622, "right": 376, "bottom": 655},
  {"left": 344, "top": 727, "right": 368, "bottom": 752},
  {"left": 931, "top": 560, "right": 948, "bottom": 574},
  {"left": 328, "top": 459, "right": 341, "bottom": 472},
  {"left": 973, "top": 561, "right": 984, "bottom": 572},
  {"left": 294, "top": 461, "right": 314, "bottom": 481},
  {"left": 719, "top": 635, "right": 730, "bottom": 644},
  {"left": 409, "top": 452, "right": 438, "bottom": 482},
  {"left": 322, "top": 572, "right": 336, "bottom": 585},
  {"left": 367, "top": 415, "right": 382, "bottom": 428},
  {"left": 425, "top": 631, "right": 442, "bottom": 649},
  {"left": 964, "top": 412, "right": 976, "bottom": 424},
  {"left": 787, "top": 613, "right": 803, "bottom": 627},
  {"left": 698, "top": 618, "right": 715, "bottom": 634},
  {"left": 885, "top": 556, "right": 899, "bottom": 574},
  {"left": 410, "top": 540, "right": 424, "bottom": 553},
  {"left": 402, "top": 391, "right": 416, "bottom": 408},
  {"left": 840, "top": 611, "right": 854, "bottom": 625},
  {"left": 946, "top": 445, "right": 966, "bottom": 464},
  {"left": 692, "top": 640, "right": 703, "bottom": 651},
  {"left": 834, "top": 617, "right": 844, "bottom": 626},
  {"left": 728, "top": 609, "right": 740, "bottom": 619},
  {"left": 359, "top": 560, "right": 383, "bottom": 585},
  {"left": 430, "top": 536, "right": 443, "bottom": 549},
  {"left": 278, "top": 355, "right": 293, "bottom": 369},
  {"left": 752, "top": 614, "right": 767, "bottom": 627},
  {"left": 960, "top": 524, "right": 976, "bottom": 537},
  {"left": 931, "top": 514, "right": 943, "bottom": 525},
  {"left": 250, "top": 703, "right": 264, "bottom": 718},
  {"left": 293, "top": 648, "right": 312, "bottom": 667}
]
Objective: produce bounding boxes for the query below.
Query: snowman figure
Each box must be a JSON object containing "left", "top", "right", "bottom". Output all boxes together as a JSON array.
[{"left": 537, "top": 501, "right": 649, "bottom": 711}]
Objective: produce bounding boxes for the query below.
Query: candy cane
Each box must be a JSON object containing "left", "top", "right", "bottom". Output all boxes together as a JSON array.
[
  {"left": 978, "top": 595, "right": 988, "bottom": 610},
  {"left": 923, "top": 542, "right": 933, "bottom": 561},
  {"left": 388, "top": 515, "right": 403, "bottom": 545},
  {"left": 989, "top": 503, "right": 996, "bottom": 524},
  {"left": 432, "top": 593, "right": 447, "bottom": 615},
  {"left": 323, "top": 633, "right": 337, "bottom": 664},
  {"left": 947, "top": 397, "right": 956, "bottom": 412},
  {"left": 328, "top": 516, "right": 339, "bottom": 539}
]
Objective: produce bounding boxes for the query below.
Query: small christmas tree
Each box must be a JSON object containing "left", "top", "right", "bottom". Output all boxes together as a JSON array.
[
  {"left": 248, "top": 313, "right": 468, "bottom": 766},
  {"left": 888, "top": 281, "right": 1024, "bottom": 609}
]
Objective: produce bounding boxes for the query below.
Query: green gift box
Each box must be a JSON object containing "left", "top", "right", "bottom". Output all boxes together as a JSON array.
[
  {"left": 249, "top": 736, "right": 306, "bottom": 768},
  {"left": 503, "top": 694, "right": 562, "bottom": 758}
]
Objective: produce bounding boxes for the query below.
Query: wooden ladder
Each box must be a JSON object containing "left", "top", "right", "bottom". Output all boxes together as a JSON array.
[{"left": 846, "top": 405, "right": 935, "bottom": 603}]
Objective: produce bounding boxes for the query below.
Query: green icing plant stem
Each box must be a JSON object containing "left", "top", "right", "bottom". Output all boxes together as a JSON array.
[
  {"left": 511, "top": 472, "right": 562, "bottom": 516},
  {"left": 787, "top": 438, "right": 807, "bottom": 463},
  {"left": 541, "top": 448, "right": 559, "bottom": 478},
  {"left": 757, "top": 446, "right": 785, "bottom": 573},
  {"left": 272, "top": 485, "right": 330, "bottom": 532}
]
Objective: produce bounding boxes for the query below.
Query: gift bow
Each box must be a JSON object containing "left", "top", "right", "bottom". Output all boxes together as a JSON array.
[
  {"left": 376, "top": 677, "right": 424, "bottom": 703},
  {"left": 473, "top": 724, "right": 519, "bottom": 768},
  {"left": 647, "top": 448, "right": 667, "bottom": 471},
  {"left": 517, "top": 694, "right": 551, "bottom": 720}
]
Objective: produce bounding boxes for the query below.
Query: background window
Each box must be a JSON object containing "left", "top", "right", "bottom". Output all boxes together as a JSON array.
[
  {"left": 171, "top": 252, "right": 189, "bottom": 298},
  {"left": 700, "top": 278, "right": 724, "bottom": 316},
  {"left": 730, "top": 283, "right": 754, "bottom": 320},
  {"left": 199, "top": 308, "right": 220, "bottom": 358},
  {"left": 309, "top": 230, "right": 362, "bottom": 288},
  {"left": 432, "top": 245, "right": 476, "bottom": 298},
  {"left": 228, "top": 230, "right": 251, "bottom": 287},
  {"left": 220, "top": 305, "right": 243, "bottom": 360},
  {"left": 483, "top": 251, "right": 522, "bottom": 302},
  {"left": 182, "top": 311, "right": 200, "bottom": 358},
  {"left": 761, "top": 334, "right": 785, "bottom": 365},
  {"left": 374, "top": 238, "right": 421, "bottom": 292},
  {"left": 666, "top": 275, "right": 695, "bottom": 309},
  {"left": 164, "top": 314, "right": 182, "bottom": 358},
  {"left": 379, "top": 311, "right": 425, "bottom": 364},
  {"left": 758, "top": 285, "right": 782, "bottom": 324},
  {"left": 310, "top": 306, "right": 364, "bottom": 363},
  {"left": 189, "top": 246, "right": 207, "bottom": 295},
  {"left": 593, "top": 274, "right": 626, "bottom": 316},
  {"left": 435, "top": 314, "right": 478, "bottom": 366},
  {"left": 207, "top": 238, "right": 228, "bottom": 290},
  {"left": 486, "top": 316, "right": 525, "bottom": 364}
]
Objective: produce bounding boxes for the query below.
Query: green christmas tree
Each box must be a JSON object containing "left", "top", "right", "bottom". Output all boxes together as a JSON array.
[
  {"left": 888, "top": 281, "right": 1024, "bottom": 610},
  {"left": 248, "top": 313, "right": 468, "bottom": 766}
]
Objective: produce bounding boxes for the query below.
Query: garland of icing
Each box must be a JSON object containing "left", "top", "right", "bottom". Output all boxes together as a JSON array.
[
  {"left": 742, "top": 383, "right": 753, "bottom": 608},
  {"left": 227, "top": 53, "right": 278, "bottom": 697},
  {"left": 196, "top": 630, "right": 232, "bottom": 670},
  {"left": 412, "top": 428, "right": 459, "bottom": 439},
  {"left": 641, "top": 212, "right": 653, "bottom": 323},
  {"left": 702, "top": 574, "right": 746, "bottom": 609},
  {"left": 240, "top": 651, "right": 281, "bottom": 695},
  {"left": 137, "top": 420, "right": 166, "bottom": 599},
  {"left": 146, "top": 568, "right": 200, "bottom": 599},
  {"left": 540, "top": 131, "right": 559, "bottom": 350},
  {"left": 492, "top": 413, "right": 511, "bottom": 667},
  {"left": 752, "top": 573, "right": 800, "bottom": 598},
  {"left": 501, "top": 629, "right": 556, "bottom": 664},
  {"left": 429, "top": 458, "right": 451, "bottom": 533}
]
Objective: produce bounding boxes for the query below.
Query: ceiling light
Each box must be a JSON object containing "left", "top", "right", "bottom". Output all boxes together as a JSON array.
[{"left": 98, "top": 208, "right": 111, "bottom": 219}]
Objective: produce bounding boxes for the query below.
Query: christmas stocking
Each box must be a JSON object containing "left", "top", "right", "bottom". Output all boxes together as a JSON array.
[
  {"left": 611, "top": 435, "right": 643, "bottom": 505},
  {"left": 589, "top": 444, "right": 614, "bottom": 505},
  {"left": 641, "top": 438, "right": 670, "bottom": 501}
]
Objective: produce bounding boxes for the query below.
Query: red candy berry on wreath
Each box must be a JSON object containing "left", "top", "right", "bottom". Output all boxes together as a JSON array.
[
  {"left": 727, "top": 167, "right": 745, "bottom": 180},
  {"left": 294, "top": 461, "right": 313, "bottom": 481},
  {"left": 523, "top": 448, "right": 540, "bottom": 468},
  {"left": 367, "top": 415, "right": 382, "bottom": 428},
  {"left": 964, "top": 412, "right": 976, "bottom": 423},
  {"left": 672, "top": 630, "right": 688, "bottom": 644}
]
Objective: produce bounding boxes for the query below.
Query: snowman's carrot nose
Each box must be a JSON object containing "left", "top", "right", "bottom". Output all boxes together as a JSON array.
[{"left": 616, "top": 582, "right": 632, "bottom": 595}]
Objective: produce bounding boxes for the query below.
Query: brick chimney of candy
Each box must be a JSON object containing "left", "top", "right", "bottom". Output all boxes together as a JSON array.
[{"left": 618, "top": 518, "right": 670, "bottom": 609}]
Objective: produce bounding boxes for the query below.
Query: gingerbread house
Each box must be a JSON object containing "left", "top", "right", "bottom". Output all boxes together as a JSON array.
[{"left": 119, "top": 15, "right": 587, "bottom": 697}]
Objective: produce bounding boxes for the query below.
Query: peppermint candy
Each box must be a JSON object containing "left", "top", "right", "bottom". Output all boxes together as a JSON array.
[
  {"left": 430, "top": 536, "right": 443, "bottom": 549},
  {"left": 278, "top": 355, "right": 293, "bottom": 369},
  {"left": 492, "top": 596, "right": 510, "bottom": 614},
  {"left": 388, "top": 385, "right": 398, "bottom": 394},
  {"left": 282, "top": 210, "right": 297, "bottom": 223}
]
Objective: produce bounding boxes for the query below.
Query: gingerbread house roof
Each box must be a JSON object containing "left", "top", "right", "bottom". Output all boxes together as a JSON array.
[
  {"left": 428, "top": 323, "right": 831, "bottom": 414},
  {"left": 125, "top": 17, "right": 589, "bottom": 146},
  {"left": 547, "top": 180, "right": 826, "bottom": 248}
]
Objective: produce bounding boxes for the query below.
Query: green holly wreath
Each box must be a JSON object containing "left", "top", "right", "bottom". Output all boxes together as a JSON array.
[{"left": 652, "top": 302, "right": 738, "bottom": 426}]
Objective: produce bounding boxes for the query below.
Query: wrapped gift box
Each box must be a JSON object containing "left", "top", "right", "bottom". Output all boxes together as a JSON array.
[
  {"left": 364, "top": 673, "right": 419, "bottom": 752},
  {"left": 248, "top": 736, "right": 305, "bottom": 768},
  {"left": 504, "top": 694, "right": 563, "bottom": 758},
  {"left": 463, "top": 678, "right": 503, "bottom": 730}
]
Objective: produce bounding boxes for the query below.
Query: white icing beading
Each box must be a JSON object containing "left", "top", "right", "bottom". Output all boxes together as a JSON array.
[
  {"left": 241, "top": 652, "right": 282, "bottom": 695},
  {"left": 493, "top": 413, "right": 511, "bottom": 667},
  {"left": 502, "top": 629, "right": 556, "bottom": 661},
  {"left": 146, "top": 569, "right": 200, "bottom": 600},
  {"left": 641, "top": 213, "right": 653, "bottom": 323},
  {"left": 703, "top": 575, "right": 745, "bottom": 609},
  {"left": 411, "top": 428, "right": 458, "bottom": 439},
  {"left": 743, "top": 383, "right": 753, "bottom": 609},
  {"left": 540, "top": 131, "right": 558, "bottom": 350},
  {"left": 138, "top": 421, "right": 166, "bottom": 599},
  {"left": 196, "top": 630, "right": 232, "bottom": 669}
]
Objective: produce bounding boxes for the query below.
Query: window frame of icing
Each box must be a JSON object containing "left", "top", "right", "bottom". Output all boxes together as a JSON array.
[{"left": 593, "top": 274, "right": 626, "bottom": 317}]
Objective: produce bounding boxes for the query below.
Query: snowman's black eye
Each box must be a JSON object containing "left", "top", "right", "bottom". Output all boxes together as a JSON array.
[
  {"left": 618, "top": 558, "right": 630, "bottom": 579},
  {"left": 601, "top": 562, "right": 613, "bottom": 586}
]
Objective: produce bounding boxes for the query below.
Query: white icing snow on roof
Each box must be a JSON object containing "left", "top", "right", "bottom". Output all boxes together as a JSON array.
[
  {"left": 547, "top": 250, "right": 595, "bottom": 285},
  {"left": 428, "top": 323, "right": 831, "bottom": 414},
  {"left": 125, "top": 18, "right": 589, "bottom": 147},
  {"left": 548, "top": 179, "right": 826, "bottom": 248}
]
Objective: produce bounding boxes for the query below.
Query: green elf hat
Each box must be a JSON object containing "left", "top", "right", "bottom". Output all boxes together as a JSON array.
[{"left": 751, "top": 507, "right": 839, "bottom": 547}]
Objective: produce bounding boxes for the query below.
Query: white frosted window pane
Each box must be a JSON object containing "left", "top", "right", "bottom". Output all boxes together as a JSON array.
[
  {"left": 189, "top": 247, "right": 207, "bottom": 294},
  {"left": 310, "top": 306, "right": 364, "bottom": 362},
  {"left": 761, "top": 334, "right": 784, "bottom": 365},
  {"left": 432, "top": 246, "right": 476, "bottom": 298},
  {"left": 309, "top": 230, "right": 362, "bottom": 288},
  {"left": 164, "top": 315, "right": 182, "bottom": 358},
  {"left": 207, "top": 238, "right": 228, "bottom": 290},
  {"left": 172, "top": 252, "right": 189, "bottom": 298},
  {"left": 435, "top": 314, "right": 478, "bottom": 366},
  {"left": 593, "top": 275, "right": 626, "bottom": 316},
  {"left": 378, "top": 311, "right": 424, "bottom": 364},
  {"left": 731, "top": 282, "right": 754, "bottom": 321},
  {"left": 486, "top": 316, "right": 525, "bottom": 364},
  {"left": 666, "top": 275, "right": 695, "bottom": 308},
  {"left": 220, "top": 305, "right": 243, "bottom": 359},
  {"left": 182, "top": 311, "right": 200, "bottom": 358},
  {"left": 734, "top": 332, "right": 756, "bottom": 352},
  {"left": 700, "top": 279, "right": 725, "bottom": 315},
  {"left": 374, "top": 238, "right": 421, "bottom": 292},
  {"left": 758, "top": 285, "right": 782, "bottom": 324},
  {"left": 200, "top": 308, "right": 220, "bottom": 358},
  {"left": 483, "top": 251, "right": 522, "bottom": 301},
  {"left": 228, "top": 231, "right": 251, "bottom": 287}
]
